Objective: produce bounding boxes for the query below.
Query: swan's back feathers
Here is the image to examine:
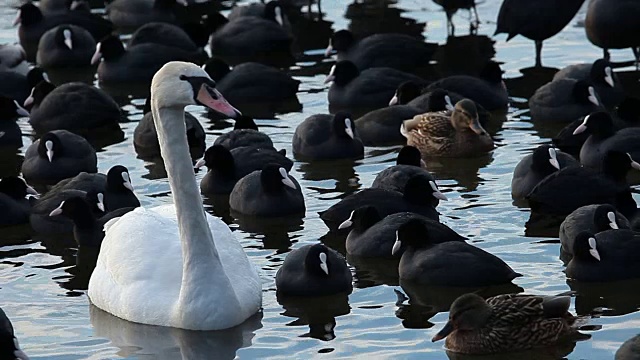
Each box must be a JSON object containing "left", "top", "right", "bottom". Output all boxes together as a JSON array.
[{"left": 89, "top": 204, "right": 261, "bottom": 330}]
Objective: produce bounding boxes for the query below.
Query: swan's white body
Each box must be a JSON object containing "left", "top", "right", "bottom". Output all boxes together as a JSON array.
[{"left": 88, "top": 62, "right": 261, "bottom": 330}]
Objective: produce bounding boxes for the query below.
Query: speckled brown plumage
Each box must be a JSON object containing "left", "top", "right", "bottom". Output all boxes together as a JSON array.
[
  {"left": 401, "top": 99, "right": 494, "bottom": 157},
  {"left": 436, "top": 293, "right": 584, "bottom": 355}
]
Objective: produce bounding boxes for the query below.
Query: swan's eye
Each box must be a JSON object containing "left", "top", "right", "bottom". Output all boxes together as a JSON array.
[{"left": 179, "top": 75, "right": 187, "bottom": 80}]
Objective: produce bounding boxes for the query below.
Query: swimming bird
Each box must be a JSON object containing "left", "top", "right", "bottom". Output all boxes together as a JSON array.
[
  {"left": 324, "top": 29, "right": 437, "bottom": 74},
  {"left": 0, "top": 44, "right": 29, "bottom": 75},
  {"left": 559, "top": 204, "right": 630, "bottom": 257},
  {"left": 573, "top": 112, "right": 640, "bottom": 170},
  {"left": 527, "top": 151, "right": 640, "bottom": 217},
  {"left": 401, "top": 99, "right": 493, "bottom": 157},
  {"left": 567, "top": 230, "right": 640, "bottom": 282},
  {"left": 319, "top": 176, "right": 444, "bottom": 231},
  {"left": 494, "top": 0, "right": 586, "bottom": 67},
  {"left": 325, "top": 60, "right": 427, "bottom": 116},
  {"left": 229, "top": 163, "right": 305, "bottom": 217},
  {"left": 49, "top": 196, "right": 135, "bottom": 247},
  {"left": 292, "top": 112, "right": 364, "bottom": 160},
  {"left": 0, "top": 96, "right": 29, "bottom": 148},
  {"left": 371, "top": 146, "right": 436, "bottom": 194},
  {"left": 0, "top": 177, "right": 37, "bottom": 227},
  {"left": 432, "top": 293, "right": 585, "bottom": 354},
  {"left": 197, "top": 144, "right": 293, "bottom": 195},
  {"left": 275, "top": 243, "right": 352, "bottom": 296},
  {"left": 393, "top": 219, "right": 521, "bottom": 286},
  {"left": 340, "top": 207, "right": 464, "bottom": 259},
  {"left": 212, "top": 116, "right": 273, "bottom": 150},
  {"left": 21, "top": 130, "right": 97, "bottom": 186},
  {"left": 0, "top": 307, "right": 29, "bottom": 360},
  {"left": 36, "top": 24, "right": 96, "bottom": 68},
  {"left": 552, "top": 59, "right": 625, "bottom": 110},
  {"left": 133, "top": 96, "right": 205, "bottom": 160},
  {"left": 88, "top": 62, "right": 261, "bottom": 330},
  {"left": 529, "top": 79, "right": 603, "bottom": 123},
  {"left": 106, "top": 0, "right": 187, "bottom": 33},
  {"left": 511, "top": 145, "right": 578, "bottom": 200}
]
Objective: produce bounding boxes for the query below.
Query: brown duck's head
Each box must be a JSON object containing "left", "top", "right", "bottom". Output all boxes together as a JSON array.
[
  {"left": 432, "top": 293, "right": 491, "bottom": 342},
  {"left": 452, "top": 99, "right": 487, "bottom": 136}
]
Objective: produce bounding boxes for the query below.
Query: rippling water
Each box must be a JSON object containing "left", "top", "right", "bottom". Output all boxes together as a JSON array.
[{"left": 2, "top": 0, "right": 640, "bottom": 358}]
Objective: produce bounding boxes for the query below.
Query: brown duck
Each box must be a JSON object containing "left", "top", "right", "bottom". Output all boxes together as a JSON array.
[
  {"left": 400, "top": 99, "right": 494, "bottom": 157},
  {"left": 432, "top": 293, "right": 587, "bottom": 354}
]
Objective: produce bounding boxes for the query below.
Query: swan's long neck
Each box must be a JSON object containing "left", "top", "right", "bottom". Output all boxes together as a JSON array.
[{"left": 151, "top": 103, "right": 222, "bottom": 296}]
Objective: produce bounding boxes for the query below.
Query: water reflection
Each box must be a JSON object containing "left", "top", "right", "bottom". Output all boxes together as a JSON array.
[
  {"left": 432, "top": 35, "right": 496, "bottom": 79},
  {"left": 298, "top": 159, "right": 361, "bottom": 195},
  {"left": 425, "top": 153, "right": 494, "bottom": 192},
  {"left": 570, "top": 278, "right": 640, "bottom": 317},
  {"left": 349, "top": 255, "right": 399, "bottom": 288},
  {"left": 445, "top": 343, "right": 578, "bottom": 360},
  {"left": 277, "top": 292, "right": 350, "bottom": 341},
  {"left": 504, "top": 67, "right": 558, "bottom": 100},
  {"left": 231, "top": 211, "right": 304, "bottom": 250},
  {"left": 345, "top": 0, "right": 425, "bottom": 40},
  {"left": 90, "top": 306, "right": 263, "bottom": 360}
]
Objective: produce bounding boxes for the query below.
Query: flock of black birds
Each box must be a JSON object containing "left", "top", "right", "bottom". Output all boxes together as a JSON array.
[{"left": 1, "top": 0, "right": 640, "bottom": 358}]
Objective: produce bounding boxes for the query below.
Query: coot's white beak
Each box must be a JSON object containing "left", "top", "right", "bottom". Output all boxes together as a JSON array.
[
  {"left": 548, "top": 147, "right": 560, "bottom": 170},
  {"left": 194, "top": 158, "right": 206, "bottom": 169},
  {"left": 279, "top": 167, "right": 296, "bottom": 189},
  {"left": 121, "top": 172, "right": 134, "bottom": 191},
  {"left": 324, "top": 41, "right": 333, "bottom": 57},
  {"left": 90, "top": 42, "right": 102, "bottom": 65},
  {"left": 324, "top": 65, "right": 336, "bottom": 84},
  {"left": 429, "top": 181, "right": 448, "bottom": 201},
  {"left": 588, "top": 237, "right": 600, "bottom": 261},
  {"left": 14, "top": 101, "right": 30, "bottom": 117},
  {"left": 49, "top": 201, "right": 65, "bottom": 216},
  {"left": 63, "top": 29, "right": 73, "bottom": 50},
  {"left": 604, "top": 67, "right": 614, "bottom": 87},
  {"left": 572, "top": 115, "right": 590, "bottom": 135},
  {"left": 45, "top": 140, "right": 54, "bottom": 162},
  {"left": 338, "top": 210, "right": 354, "bottom": 230},
  {"left": 23, "top": 87, "right": 35, "bottom": 107},
  {"left": 389, "top": 92, "right": 399, "bottom": 106},
  {"left": 391, "top": 231, "right": 402, "bottom": 255}
]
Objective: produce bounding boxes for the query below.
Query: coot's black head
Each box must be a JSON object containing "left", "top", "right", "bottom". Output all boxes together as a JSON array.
[
  {"left": 572, "top": 80, "right": 600, "bottom": 107},
  {"left": 55, "top": 25, "right": 75, "bottom": 51},
  {"left": 25, "top": 80, "right": 56, "bottom": 108},
  {"left": 572, "top": 231, "right": 601, "bottom": 262},
  {"left": 106, "top": 165, "right": 134, "bottom": 193},
  {"left": 593, "top": 204, "right": 622, "bottom": 233},
  {"left": 332, "top": 112, "right": 356, "bottom": 140},
  {"left": 48, "top": 196, "right": 95, "bottom": 224},
  {"left": 15, "top": 3, "right": 43, "bottom": 27},
  {"left": 324, "top": 61, "right": 359, "bottom": 86},
  {"left": 479, "top": 61, "right": 503, "bottom": 84},
  {"left": 590, "top": 59, "right": 615, "bottom": 88},
  {"left": 390, "top": 81, "right": 422, "bottom": 105},
  {"left": 197, "top": 145, "right": 235, "bottom": 175},
  {"left": 327, "top": 30, "right": 355, "bottom": 54},
  {"left": 304, "top": 243, "right": 332, "bottom": 277},
  {"left": 392, "top": 218, "right": 429, "bottom": 255},
  {"left": 572, "top": 111, "right": 614, "bottom": 138},
  {"left": 396, "top": 146, "right": 423, "bottom": 167},
  {"left": 37, "top": 132, "right": 63, "bottom": 162},
  {"left": 264, "top": 1, "right": 286, "bottom": 26},
  {"left": 202, "top": 58, "right": 231, "bottom": 82},
  {"left": 338, "top": 205, "right": 381, "bottom": 231},
  {"left": 202, "top": 11, "right": 229, "bottom": 34},
  {"left": 233, "top": 115, "right": 259, "bottom": 131},
  {"left": 181, "top": 22, "right": 209, "bottom": 48},
  {"left": 261, "top": 163, "right": 296, "bottom": 193},
  {"left": 0, "top": 177, "right": 36, "bottom": 200},
  {"left": 530, "top": 145, "right": 561, "bottom": 174},
  {"left": 403, "top": 175, "right": 447, "bottom": 205},
  {"left": 26, "top": 67, "right": 47, "bottom": 89},
  {"left": 86, "top": 189, "right": 106, "bottom": 213},
  {"left": 95, "top": 35, "right": 125, "bottom": 62},
  {"left": 602, "top": 150, "right": 640, "bottom": 180},
  {"left": 426, "top": 89, "right": 455, "bottom": 112},
  {"left": 0, "top": 97, "right": 29, "bottom": 121}
]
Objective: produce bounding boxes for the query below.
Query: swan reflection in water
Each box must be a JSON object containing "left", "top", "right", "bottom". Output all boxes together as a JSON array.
[{"left": 90, "top": 305, "right": 263, "bottom": 360}]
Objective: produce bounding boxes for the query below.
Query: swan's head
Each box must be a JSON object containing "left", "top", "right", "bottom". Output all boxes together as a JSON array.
[{"left": 151, "top": 62, "right": 240, "bottom": 118}]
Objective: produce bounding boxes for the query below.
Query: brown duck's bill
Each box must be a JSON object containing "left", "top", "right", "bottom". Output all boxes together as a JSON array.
[
  {"left": 469, "top": 120, "right": 488, "bottom": 136},
  {"left": 196, "top": 84, "right": 240, "bottom": 118},
  {"left": 432, "top": 321, "right": 453, "bottom": 342}
]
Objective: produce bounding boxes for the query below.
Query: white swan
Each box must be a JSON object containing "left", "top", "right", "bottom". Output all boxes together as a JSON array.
[{"left": 88, "top": 62, "right": 262, "bottom": 330}]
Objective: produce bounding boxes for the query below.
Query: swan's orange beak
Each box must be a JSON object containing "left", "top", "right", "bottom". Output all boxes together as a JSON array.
[{"left": 196, "top": 84, "right": 241, "bottom": 119}]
